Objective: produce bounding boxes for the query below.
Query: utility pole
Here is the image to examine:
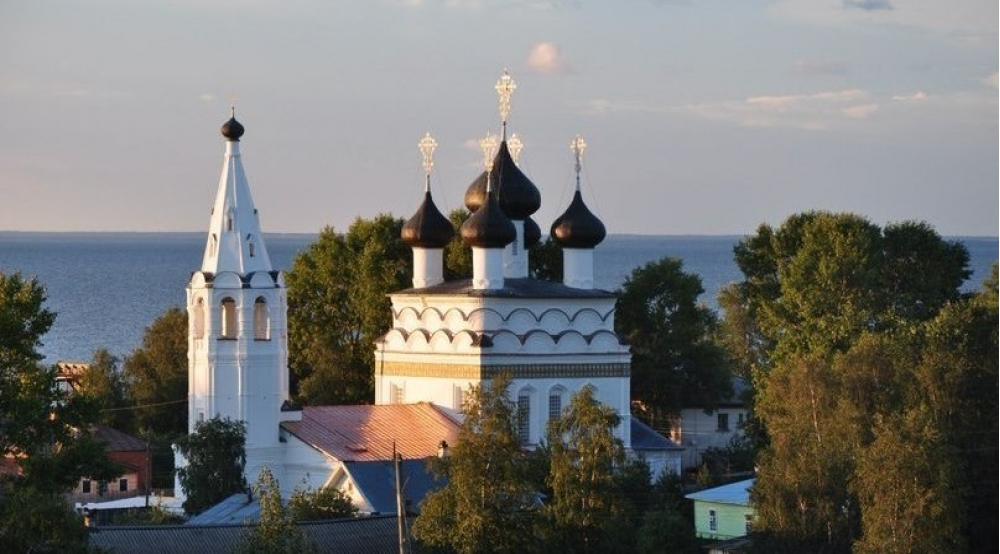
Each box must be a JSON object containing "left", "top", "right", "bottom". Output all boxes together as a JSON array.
[{"left": 394, "top": 442, "right": 409, "bottom": 554}]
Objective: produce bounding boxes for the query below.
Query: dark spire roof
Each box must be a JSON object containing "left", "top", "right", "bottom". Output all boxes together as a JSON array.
[
  {"left": 461, "top": 190, "right": 515, "bottom": 249},
  {"left": 523, "top": 216, "right": 541, "bottom": 248},
  {"left": 401, "top": 191, "right": 454, "bottom": 248},
  {"left": 221, "top": 116, "right": 245, "bottom": 141},
  {"left": 550, "top": 190, "right": 606, "bottom": 248},
  {"left": 464, "top": 141, "right": 540, "bottom": 219}
]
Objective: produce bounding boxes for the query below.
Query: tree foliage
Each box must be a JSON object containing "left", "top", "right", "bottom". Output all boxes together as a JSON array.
[
  {"left": 286, "top": 216, "right": 409, "bottom": 405},
  {"left": 545, "top": 385, "right": 629, "bottom": 551},
  {"left": 175, "top": 416, "right": 247, "bottom": 515},
  {"left": 288, "top": 484, "right": 358, "bottom": 521},
  {"left": 412, "top": 374, "right": 539, "bottom": 554},
  {"left": 1, "top": 271, "right": 117, "bottom": 552},
  {"left": 615, "top": 257, "right": 732, "bottom": 426},
  {"left": 722, "top": 213, "right": 990, "bottom": 553},
  {"left": 77, "top": 348, "right": 133, "bottom": 431},
  {"left": 122, "top": 306, "right": 188, "bottom": 439},
  {"left": 236, "top": 466, "right": 317, "bottom": 554}
]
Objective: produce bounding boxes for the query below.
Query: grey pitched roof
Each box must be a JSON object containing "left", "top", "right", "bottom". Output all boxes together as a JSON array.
[
  {"left": 88, "top": 515, "right": 399, "bottom": 554},
  {"left": 184, "top": 493, "right": 259, "bottom": 526},
  {"left": 685, "top": 478, "right": 755, "bottom": 507},
  {"left": 630, "top": 416, "right": 682, "bottom": 451},
  {"left": 344, "top": 458, "right": 445, "bottom": 514}
]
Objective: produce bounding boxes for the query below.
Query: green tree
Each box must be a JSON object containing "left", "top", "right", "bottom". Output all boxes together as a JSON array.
[
  {"left": 286, "top": 216, "right": 409, "bottom": 405},
  {"left": 123, "top": 306, "right": 188, "bottom": 439},
  {"left": 444, "top": 208, "right": 473, "bottom": 280},
  {"left": 545, "top": 385, "right": 630, "bottom": 552},
  {"left": 615, "top": 257, "right": 732, "bottom": 428},
  {"left": 725, "top": 212, "right": 977, "bottom": 552},
  {"left": 1, "top": 272, "right": 118, "bottom": 552},
  {"left": 412, "top": 374, "right": 538, "bottom": 554},
  {"left": 77, "top": 348, "right": 133, "bottom": 431},
  {"left": 288, "top": 484, "right": 358, "bottom": 521},
  {"left": 175, "top": 416, "right": 247, "bottom": 515},
  {"left": 528, "top": 237, "right": 563, "bottom": 282},
  {"left": 236, "top": 466, "right": 316, "bottom": 554}
]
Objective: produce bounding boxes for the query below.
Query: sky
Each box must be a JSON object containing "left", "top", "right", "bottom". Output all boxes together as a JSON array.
[{"left": 0, "top": 0, "right": 996, "bottom": 236}]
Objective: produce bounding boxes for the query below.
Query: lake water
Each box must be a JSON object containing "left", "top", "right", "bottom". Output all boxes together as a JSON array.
[{"left": 0, "top": 232, "right": 995, "bottom": 364}]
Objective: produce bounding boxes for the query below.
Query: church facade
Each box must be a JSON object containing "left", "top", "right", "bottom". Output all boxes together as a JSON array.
[{"left": 176, "top": 72, "right": 680, "bottom": 508}]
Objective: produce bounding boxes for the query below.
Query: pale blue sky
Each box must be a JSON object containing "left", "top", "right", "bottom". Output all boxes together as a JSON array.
[{"left": 1, "top": 0, "right": 996, "bottom": 236}]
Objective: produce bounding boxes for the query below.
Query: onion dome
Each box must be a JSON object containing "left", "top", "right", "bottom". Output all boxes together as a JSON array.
[
  {"left": 523, "top": 216, "right": 541, "bottom": 248},
  {"left": 401, "top": 191, "right": 454, "bottom": 248},
  {"left": 463, "top": 141, "right": 541, "bottom": 219},
  {"left": 221, "top": 116, "right": 245, "bottom": 141},
  {"left": 461, "top": 191, "right": 516, "bottom": 248},
  {"left": 550, "top": 190, "right": 606, "bottom": 248}
]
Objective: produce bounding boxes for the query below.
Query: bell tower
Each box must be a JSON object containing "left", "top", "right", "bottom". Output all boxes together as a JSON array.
[{"left": 185, "top": 110, "right": 292, "bottom": 484}]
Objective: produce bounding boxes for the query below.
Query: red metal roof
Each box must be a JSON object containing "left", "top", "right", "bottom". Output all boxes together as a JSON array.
[
  {"left": 93, "top": 424, "right": 146, "bottom": 452},
  {"left": 280, "top": 403, "right": 460, "bottom": 462}
]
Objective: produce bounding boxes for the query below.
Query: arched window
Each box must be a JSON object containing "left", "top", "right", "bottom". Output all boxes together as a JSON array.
[
  {"left": 193, "top": 298, "right": 205, "bottom": 339},
  {"left": 548, "top": 386, "right": 566, "bottom": 422},
  {"left": 253, "top": 297, "right": 269, "bottom": 340},
  {"left": 220, "top": 297, "right": 237, "bottom": 338},
  {"left": 517, "top": 387, "right": 535, "bottom": 446}
]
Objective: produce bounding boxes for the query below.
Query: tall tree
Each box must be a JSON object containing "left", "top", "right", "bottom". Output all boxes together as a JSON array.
[
  {"left": 615, "top": 257, "right": 731, "bottom": 428},
  {"left": 1, "top": 272, "right": 118, "bottom": 552},
  {"left": 412, "top": 374, "right": 539, "bottom": 554},
  {"left": 237, "top": 466, "right": 316, "bottom": 554},
  {"left": 545, "top": 385, "right": 631, "bottom": 552},
  {"left": 122, "top": 306, "right": 188, "bottom": 439},
  {"left": 77, "top": 348, "right": 133, "bottom": 431},
  {"left": 286, "top": 216, "right": 409, "bottom": 405},
  {"left": 724, "top": 212, "right": 977, "bottom": 552},
  {"left": 175, "top": 416, "right": 246, "bottom": 515},
  {"left": 444, "top": 208, "right": 473, "bottom": 280}
]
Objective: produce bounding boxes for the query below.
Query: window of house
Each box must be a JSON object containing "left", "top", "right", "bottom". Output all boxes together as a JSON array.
[
  {"left": 738, "top": 412, "right": 745, "bottom": 426},
  {"left": 745, "top": 513, "right": 753, "bottom": 534},
  {"left": 82, "top": 479, "right": 91, "bottom": 494},
  {"left": 517, "top": 394, "right": 531, "bottom": 446},
  {"left": 709, "top": 509, "right": 718, "bottom": 532},
  {"left": 548, "top": 392, "right": 562, "bottom": 422},
  {"left": 220, "top": 298, "right": 237, "bottom": 338},
  {"left": 717, "top": 413, "right": 730, "bottom": 432},
  {"left": 193, "top": 298, "right": 205, "bottom": 339},
  {"left": 119, "top": 478, "right": 128, "bottom": 492},
  {"left": 253, "top": 297, "right": 269, "bottom": 340}
]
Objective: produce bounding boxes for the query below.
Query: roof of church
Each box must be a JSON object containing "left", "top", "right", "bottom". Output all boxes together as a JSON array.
[
  {"left": 401, "top": 190, "right": 454, "bottom": 248},
  {"left": 392, "top": 277, "right": 616, "bottom": 298},
  {"left": 280, "top": 403, "right": 460, "bottom": 462},
  {"left": 460, "top": 188, "right": 516, "bottom": 249},
  {"left": 551, "top": 189, "right": 607, "bottom": 249},
  {"left": 464, "top": 140, "right": 541, "bottom": 219}
]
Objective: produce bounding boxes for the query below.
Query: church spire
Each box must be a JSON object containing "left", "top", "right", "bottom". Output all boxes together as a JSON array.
[{"left": 200, "top": 110, "right": 273, "bottom": 275}]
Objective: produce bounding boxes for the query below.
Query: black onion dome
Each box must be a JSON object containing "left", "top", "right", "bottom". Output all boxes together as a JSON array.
[
  {"left": 461, "top": 191, "right": 516, "bottom": 248},
  {"left": 401, "top": 191, "right": 454, "bottom": 248},
  {"left": 523, "top": 216, "right": 541, "bottom": 248},
  {"left": 463, "top": 141, "right": 541, "bottom": 219},
  {"left": 550, "top": 190, "right": 606, "bottom": 248},
  {"left": 221, "top": 117, "right": 245, "bottom": 140}
]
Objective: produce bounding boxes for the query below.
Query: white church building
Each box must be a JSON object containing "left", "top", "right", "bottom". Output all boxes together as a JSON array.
[{"left": 175, "top": 72, "right": 681, "bottom": 512}]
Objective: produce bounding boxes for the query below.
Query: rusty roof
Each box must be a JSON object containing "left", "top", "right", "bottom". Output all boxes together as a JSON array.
[
  {"left": 94, "top": 424, "right": 146, "bottom": 452},
  {"left": 281, "top": 403, "right": 460, "bottom": 462}
]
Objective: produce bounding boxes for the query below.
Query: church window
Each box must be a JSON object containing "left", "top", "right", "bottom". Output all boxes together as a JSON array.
[
  {"left": 391, "top": 383, "right": 405, "bottom": 404},
  {"left": 453, "top": 385, "right": 466, "bottom": 410},
  {"left": 210, "top": 234, "right": 218, "bottom": 256},
  {"left": 193, "top": 298, "right": 205, "bottom": 339},
  {"left": 247, "top": 234, "right": 255, "bottom": 258},
  {"left": 220, "top": 297, "right": 237, "bottom": 338},
  {"left": 253, "top": 297, "right": 269, "bottom": 340},
  {"left": 548, "top": 387, "right": 565, "bottom": 421},
  {"left": 517, "top": 393, "right": 531, "bottom": 446}
]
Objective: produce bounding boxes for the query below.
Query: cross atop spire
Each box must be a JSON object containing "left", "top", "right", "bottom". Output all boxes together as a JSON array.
[
  {"left": 228, "top": 92, "right": 238, "bottom": 117},
  {"left": 419, "top": 132, "right": 437, "bottom": 192},
  {"left": 571, "top": 134, "right": 586, "bottom": 191},
  {"left": 495, "top": 68, "right": 516, "bottom": 140},
  {"left": 480, "top": 132, "right": 499, "bottom": 190}
]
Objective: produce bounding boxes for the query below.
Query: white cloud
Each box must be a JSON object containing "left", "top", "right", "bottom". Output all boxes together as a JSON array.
[
  {"left": 526, "top": 42, "right": 573, "bottom": 74},
  {"left": 981, "top": 72, "right": 999, "bottom": 89},
  {"left": 842, "top": 103, "right": 879, "bottom": 118},
  {"left": 891, "top": 91, "right": 928, "bottom": 102}
]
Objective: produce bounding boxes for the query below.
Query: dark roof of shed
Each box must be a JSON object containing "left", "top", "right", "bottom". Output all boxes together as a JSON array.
[
  {"left": 392, "top": 277, "right": 616, "bottom": 299},
  {"left": 88, "top": 515, "right": 399, "bottom": 554},
  {"left": 345, "top": 458, "right": 446, "bottom": 514},
  {"left": 630, "top": 416, "right": 682, "bottom": 451},
  {"left": 94, "top": 425, "right": 146, "bottom": 452}
]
